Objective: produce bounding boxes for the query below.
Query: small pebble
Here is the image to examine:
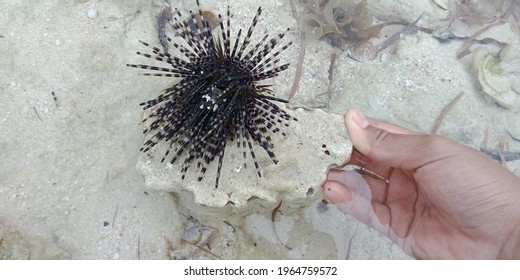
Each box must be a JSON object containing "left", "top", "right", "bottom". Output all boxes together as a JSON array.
[{"left": 87, "top": 8, "right": 98, "bottom": 19}]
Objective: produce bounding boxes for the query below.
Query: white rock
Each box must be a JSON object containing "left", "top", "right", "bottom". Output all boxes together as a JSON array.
[
  {"left": 137, "top": 106, "right": 352, "bottom": 211},
  {"left": 473, "top": 44, "right": 520, "bottom": 109}
]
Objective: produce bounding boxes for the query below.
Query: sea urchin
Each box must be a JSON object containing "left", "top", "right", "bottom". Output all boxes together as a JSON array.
[{"left": 127, "top": 1, "right": 295, "bottom": 188}]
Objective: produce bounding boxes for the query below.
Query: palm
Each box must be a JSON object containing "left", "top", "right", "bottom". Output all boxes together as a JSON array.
[
  {"left": 351, "top": 142, "right": 519, "bottom": 259},
  {"left": 324, "top": 109, "right": 520, "bottom": 259}
]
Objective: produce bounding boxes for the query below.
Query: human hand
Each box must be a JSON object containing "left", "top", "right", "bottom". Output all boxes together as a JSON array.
[{"left": 322, "top": 108, "right": 520, "bottom": 259}]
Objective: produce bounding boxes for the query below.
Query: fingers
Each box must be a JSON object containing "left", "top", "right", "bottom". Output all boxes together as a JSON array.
[
  {"left": 365, "top": 116, "right": 419, "bottom": 135},
  {"left": 326, "top": 169, "right": 373, "bottom": 200},
  {"left": 344, "top": 108, "right": 451, "bottom": 170},
  {"left": 323, "top": 170, "right": 414, "bottom": 256},
  {"left": 323, "top": 171, "right": 390, "bottom": 225}
]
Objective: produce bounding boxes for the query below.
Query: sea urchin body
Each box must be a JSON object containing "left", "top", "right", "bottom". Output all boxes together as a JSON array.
[{"left": 127, "top": 0, "right": 295, "bottom": 188}]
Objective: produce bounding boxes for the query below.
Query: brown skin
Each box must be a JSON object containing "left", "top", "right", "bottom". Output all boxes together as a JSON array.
[{"left": 323, "top": 108, "right": 520, "bottom": 259}]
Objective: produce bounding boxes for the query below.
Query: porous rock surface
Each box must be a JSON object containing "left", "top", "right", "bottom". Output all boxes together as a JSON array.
[{"left": 137, "top": 106, "right": 352, "bottom": 210}]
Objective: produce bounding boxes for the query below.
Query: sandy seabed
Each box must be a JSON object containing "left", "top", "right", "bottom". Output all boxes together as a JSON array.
[{"left": 1, "top": 0, "right": 519, "bottom": 259}]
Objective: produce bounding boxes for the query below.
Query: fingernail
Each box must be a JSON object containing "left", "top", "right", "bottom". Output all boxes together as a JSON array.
[
  {"left": 323, "top": 181, "right": 354, "bottom": 204},
  {"left": 353, "top": 110, "right": 369, "bottom": 128}
]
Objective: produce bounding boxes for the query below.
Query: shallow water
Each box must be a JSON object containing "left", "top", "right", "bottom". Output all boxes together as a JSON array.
[{"left": 1, "top": 0, "right": 519, "bottom": 259}]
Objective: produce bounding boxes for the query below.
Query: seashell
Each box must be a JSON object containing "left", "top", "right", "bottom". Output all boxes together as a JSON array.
[
  {"left": 323, "top": 0, "right": 366, "bottom": 31},
  {"left": 472, "top": 44, "right": 520, "bottom": 109},
  {"left": 299, "top": 13, "right": 324, "bottom": 40},
  {"left": 349, "top": 0, "right": 373, "bottom": 32},
  {"left": 323, "top": 0, "right": 344, "bottom": 33},
  {"left": 322, "top": 0, "right": 372, "bottom": 39}
]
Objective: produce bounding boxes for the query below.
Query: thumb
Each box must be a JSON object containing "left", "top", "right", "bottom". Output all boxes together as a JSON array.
[{"left": 345, "top": 108, "right": 442, "bottom": 170}]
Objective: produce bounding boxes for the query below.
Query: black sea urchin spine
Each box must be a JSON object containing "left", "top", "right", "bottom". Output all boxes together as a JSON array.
[{"left": 127, "top": 1, "right": 295, "bottom": 188}]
